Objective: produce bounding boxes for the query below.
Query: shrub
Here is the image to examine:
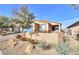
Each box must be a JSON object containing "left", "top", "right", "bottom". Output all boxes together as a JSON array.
[
  {"left": 0, "top": 30, "right": 4, "bottom": 35},
  {"left": 16, "top": 34, "right": 25, "bottom": 41},
  {"left": 38, "top": 40, "right": 51, "bottom": 50},
  {"left": 0, "top": 30, "right": 2, "bottom": 35},
  {"left": 16, "top": 34, "right": 22, "bottom": 39},
  {"left": 56, "top": 41, "right": 70, "bottom": 55},
  {"left": 16, "top": 34, "right": 32, "bottom": 41},
  {"left": 75, "top": 31, "right": 79, "bottom": 41},
  {"left": 63, "top": 36, "right": 70, "bottom": 43}
]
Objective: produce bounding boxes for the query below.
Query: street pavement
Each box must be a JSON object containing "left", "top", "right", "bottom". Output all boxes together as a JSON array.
[{"left": 0, "top": 34, "right": 17, "bottom": 41}]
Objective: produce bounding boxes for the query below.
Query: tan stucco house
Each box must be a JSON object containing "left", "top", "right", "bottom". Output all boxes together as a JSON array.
[
  {"left": 24, "top": 20, "right": 64, "bottom": 44},
  {"left": 32, "top": 20, "right": 62, "bottom": 33},
  {"left": 65, "top": 21, "right": 79, "bottom": 37}
]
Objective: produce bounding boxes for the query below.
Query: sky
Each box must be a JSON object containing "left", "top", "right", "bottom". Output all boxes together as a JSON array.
[{"left": 0, "top": 4, "right": 79, "bottom": 29}]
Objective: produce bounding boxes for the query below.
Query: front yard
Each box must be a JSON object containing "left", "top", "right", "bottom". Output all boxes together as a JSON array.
[
  {"left": 0, "top": 36, "right": 58, "bottom": 55},
  {"left": 0, "top": 34, "right": 79, "bottom": 55}
]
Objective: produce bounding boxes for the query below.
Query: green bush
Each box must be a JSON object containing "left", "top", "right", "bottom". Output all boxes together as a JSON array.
[
  {"left": 0, "top": 30, "right": 10, "bottom": 36},
  {"left": 63, "top": 36, "right": 70, "bottom": 43},
  {"left": 38, "top": 40, "right": 51, "bottom": 50},
  {"left": 56, "top": 42, "right": 70, "bottom": 55},
  {"left": 76, "top": 31, "right": 79, "bottom": 41}
]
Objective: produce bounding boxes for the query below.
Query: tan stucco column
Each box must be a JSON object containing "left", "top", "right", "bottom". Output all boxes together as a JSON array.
[
  {"left": 46, "top": 24, "right": 49, "bottom": 33},
  {"left": 32, "top": 23, "right": 35, "bottom": 33},
  {"left": 20, "top": 27, "right": 22, "bottom": 32}
]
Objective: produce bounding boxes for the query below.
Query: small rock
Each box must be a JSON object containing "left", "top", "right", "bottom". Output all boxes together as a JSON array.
[
  {"left": 8, "top": 38, "right": 18, "bottom": 47},
  {"left": 25, "top": 43, "right": 34, "bottom": 54}
]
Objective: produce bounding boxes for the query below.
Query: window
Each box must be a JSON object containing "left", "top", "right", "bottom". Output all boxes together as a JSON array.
[
  {"left": 67, "top": 29, "right": 72, "bottom": 35},
  {"left": 40, "top": 24, "right": 46, "bottom": 32},
  {"left": 52, "top": 26, "right": 59, "bottom": 31}
]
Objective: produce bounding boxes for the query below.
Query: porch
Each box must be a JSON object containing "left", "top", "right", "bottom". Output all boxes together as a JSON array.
[{"left": 32, "top": 22, "right": 61, "bottom": 33}]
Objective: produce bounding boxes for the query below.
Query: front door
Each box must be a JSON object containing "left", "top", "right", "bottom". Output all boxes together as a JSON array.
[{"left": 52, "top": 26, "right": 55, "bottom": 31}]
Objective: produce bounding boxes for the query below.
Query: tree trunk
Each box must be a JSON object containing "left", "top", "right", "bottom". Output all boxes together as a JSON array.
[{"left": 21, "top": 28, "right": 26, "bottom": 38}]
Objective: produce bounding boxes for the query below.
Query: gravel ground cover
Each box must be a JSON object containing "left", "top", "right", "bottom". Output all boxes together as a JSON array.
[{"left": 0, "top": 38, "right": 58, "bottom": 55}]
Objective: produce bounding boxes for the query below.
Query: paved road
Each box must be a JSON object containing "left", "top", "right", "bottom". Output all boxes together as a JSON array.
[{"left": 0, "top": 34, "right": 17, "bottom": 41}]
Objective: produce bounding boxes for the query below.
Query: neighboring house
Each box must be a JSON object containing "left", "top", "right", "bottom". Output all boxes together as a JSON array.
[
  {"left": 32, "top": 20, "right": 62, "bottom": 33},
  {"left": 2, "top": 20, "right": 21, "bottom": 33},
  {"left": 65, "top": 21, "right": 79, "bottom": 37}
]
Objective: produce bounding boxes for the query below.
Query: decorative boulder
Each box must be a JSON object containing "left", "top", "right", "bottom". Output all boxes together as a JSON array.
[
  {"left": 8, "top": 38, "right": 18, "bottom": 47},
  {"left": 25, "top": 43, "right": 34, "bottom": 54}
]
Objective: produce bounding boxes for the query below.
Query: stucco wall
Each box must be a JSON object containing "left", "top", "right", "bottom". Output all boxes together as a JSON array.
[
  {"left": 65, "top": 26, "right": 79, "bottom": 37},
  {"left": 25, "top": 32, "right": 59, "bottom": 44},
  {"left": 70, "top": 26, "right": 79, "bottom": 35}
]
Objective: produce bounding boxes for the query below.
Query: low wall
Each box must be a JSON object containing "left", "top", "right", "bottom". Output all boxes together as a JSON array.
[{"left": 25, "top": 32, "right": 59, "bottom": 44}]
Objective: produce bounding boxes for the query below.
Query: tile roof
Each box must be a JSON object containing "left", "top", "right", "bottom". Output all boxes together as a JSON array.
[{"left": 67, "top": 21, "right": 79, "bottom": 28}]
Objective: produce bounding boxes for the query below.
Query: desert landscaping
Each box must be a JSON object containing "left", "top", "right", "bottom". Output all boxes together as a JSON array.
[
  {"left": 0, "top": 32, "right": 79, "bottom": 55},
  {"left": 0, "top": 33, "right": 58, "bottom": 55}
]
